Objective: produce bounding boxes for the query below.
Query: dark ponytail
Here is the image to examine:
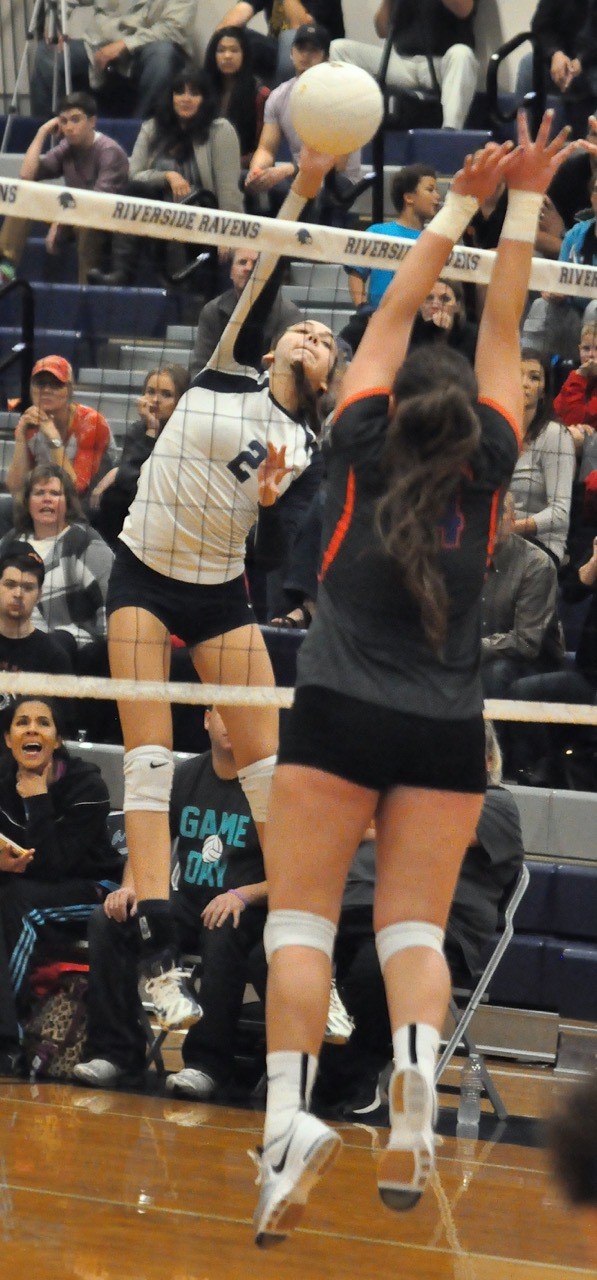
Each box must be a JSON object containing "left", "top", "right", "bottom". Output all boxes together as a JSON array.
[{"left": 375, "top": 348, "right": 481, "bottom": 654}]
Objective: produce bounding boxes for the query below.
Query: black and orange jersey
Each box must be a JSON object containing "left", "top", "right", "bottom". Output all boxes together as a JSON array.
[{"left": 296, "top": 389, "right": 519, "bottom": 720}]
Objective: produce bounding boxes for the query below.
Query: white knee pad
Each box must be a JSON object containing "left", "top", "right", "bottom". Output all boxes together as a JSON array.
[
  {"left": 264, "top": 909, "right": 336, "bottom": 962},
  {"left": 237, "top": 753, "right": 276, "bottom": 824},
  {"left": 376, "top": 921, "right": 445, "bottom": 972},
  {"left": 123, "top": 745, "right": 174, "bottom": 813}
]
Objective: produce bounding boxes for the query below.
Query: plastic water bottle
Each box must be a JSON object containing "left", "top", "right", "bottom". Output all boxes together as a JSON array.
[{"left": 456, "top": 1053, "right": 483, "bottom": 1139}]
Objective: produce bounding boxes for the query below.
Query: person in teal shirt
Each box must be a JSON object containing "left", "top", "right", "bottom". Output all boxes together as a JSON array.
[{"left": 347, "top": 163, "right": 440, "bottom": 311}]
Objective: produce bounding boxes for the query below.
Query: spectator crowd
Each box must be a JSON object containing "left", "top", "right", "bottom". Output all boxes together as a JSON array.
[{"left": 0, "top": 0, "right": 594, "bottom": 1113}]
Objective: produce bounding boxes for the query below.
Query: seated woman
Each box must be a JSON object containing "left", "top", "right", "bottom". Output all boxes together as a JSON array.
[
  {"left": 411, "top": 277, "right": 478, "bottom": 365},
  {"left": 510, "top": 350, "right": 576, "bottom": 567},
  {"left": 90, "top": 365, "right": 190, "bottom": 549},
  {"left": 0, "top": 695, "right": 122, "bottom": 1076},
  {"left": 0, "top": 464, "right": 114, "bottom": 666},
  {"left": 553, "top": 321, "right": 597, "bottom": 539},
  {"left": 203, "top": 25, "right": 269, "bottom": 168},
  {"left": 6, "top": 357, "right": 116, "bottom": 503},
  {"left": 89, "top": 65, "right": 242, "bottom": 289}
]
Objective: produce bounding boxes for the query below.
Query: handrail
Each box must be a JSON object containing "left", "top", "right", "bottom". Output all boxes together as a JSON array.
[
  {"left": 370, "top": 0, "right": 403, "bottom": 223},
  {"left": 0, "top": 276, "right": 34, "bottom": 410},
  {"left": 486, "top": 30, "right": 546, "bottom": 137}
]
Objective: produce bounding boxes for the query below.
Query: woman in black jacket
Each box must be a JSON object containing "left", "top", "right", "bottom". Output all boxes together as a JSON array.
[{"left": 0, "top": 696, "right": 122, "bottom": 1074}]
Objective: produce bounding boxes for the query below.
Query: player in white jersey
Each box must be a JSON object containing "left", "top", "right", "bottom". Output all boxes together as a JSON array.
[{"left": 106, "top": 147, "right": 339, "bottom": 1028}]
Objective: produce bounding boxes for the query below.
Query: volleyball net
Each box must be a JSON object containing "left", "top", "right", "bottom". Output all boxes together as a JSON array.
[{"left": 0, "top": 177, "right": 595, "bottom": 746}]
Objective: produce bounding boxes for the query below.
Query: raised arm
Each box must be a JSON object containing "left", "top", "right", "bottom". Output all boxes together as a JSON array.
[
  {"left": 340, "top": 142, "right": 512, "bottom": 404},
  {"left": 215, "top": 2, "right": 255, "bottom": 30},
  {"left": 476, "top": 111, "right": 584, "bottom": 429},
  {"left": 206, "top": 146, "right": 336, "bottom": 375}
]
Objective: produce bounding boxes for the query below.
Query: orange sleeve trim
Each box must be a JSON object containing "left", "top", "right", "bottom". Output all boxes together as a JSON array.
[
  {"left": 478, "top": 396, "right": 523, "bottom": 451},
  {"left": 486, "top": 487, "right": 502, "bottom": 569},
  {"left": 319, "top": 466, "right": 356, "bottom": 582},
  {"left": 333, "top": 386, "right": 391, "bottom": 423}
]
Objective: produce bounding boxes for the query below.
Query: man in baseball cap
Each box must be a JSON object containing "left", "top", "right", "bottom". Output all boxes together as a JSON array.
[{"left": 292, "top": 23, "right": 331, "bottom": 55}]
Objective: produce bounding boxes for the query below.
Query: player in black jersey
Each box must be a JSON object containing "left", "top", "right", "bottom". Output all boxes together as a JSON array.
[{"left": 253, "top": 114, "right": 589, "bottom": 1246}]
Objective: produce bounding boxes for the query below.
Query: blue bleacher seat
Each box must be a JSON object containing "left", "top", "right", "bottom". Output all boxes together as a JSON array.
[
  {"left": 0, "top": 284, "right": 178, "bottom": 340},
  {"left": 20, "top": 237, "right": 79, "bottom": 285},
  {"left": 0, "top": 327, "right": 83, "bottom": 373},
  {"left": 404, "top": 128, "right": 493, "bottom": 170},
  {"left": 515, "top": 861, "right": 556, "bottom": 932},
  {"left": 0, "top": 116, "right": 43, "bottom": 152},
  {"left": 0, "top": 115, "right": 141, "bottom": 156},
  {"left": 96, "top": 118, "right": 141, "bottom": 156},
  {"left": 552, "top": 863, "right": 597, "bottom": 940},
  {"left": 554, "top": 944, "right": 597, "bottom": 1021},
  {"left": 488, "top": 934, "right": 548, "bottom": 1009},
  {"left": 363, "top": 128, "right": 493, "bottom": 180}
]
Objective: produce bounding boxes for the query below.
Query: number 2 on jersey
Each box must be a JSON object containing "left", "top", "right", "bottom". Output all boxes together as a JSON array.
[{"left": 227, "top": 439, "right": 268, "bottom": 483}]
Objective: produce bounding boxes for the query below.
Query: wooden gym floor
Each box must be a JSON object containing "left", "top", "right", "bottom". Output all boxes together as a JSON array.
[{"left": 0, "top": 1058, "right": 594, "bottom": 1279}]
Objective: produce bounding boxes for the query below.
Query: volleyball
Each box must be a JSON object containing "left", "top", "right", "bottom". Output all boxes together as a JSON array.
[{"left": 289, "top": 62, "right": 384, "bottom": 154}]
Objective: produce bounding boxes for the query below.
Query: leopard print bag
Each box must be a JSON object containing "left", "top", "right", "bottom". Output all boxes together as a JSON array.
[{"left": 22, "top": 972, "right": 88, "bottom": 1080}]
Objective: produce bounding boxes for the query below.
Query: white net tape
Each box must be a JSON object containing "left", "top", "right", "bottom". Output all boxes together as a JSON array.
[
  {"left": 0, "top": 671, "right": 594, "bottom": 725},
  {"left": 1, "top": 178, "right": 597, "bottom": 298}
]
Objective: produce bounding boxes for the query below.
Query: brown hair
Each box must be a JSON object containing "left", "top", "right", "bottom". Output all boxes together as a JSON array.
[
  {"left": 375, "top": 347, "right": 480, "bottom": 654},
  {"left": 142, "top": 364, "right": 190, "bottom": 402},
  {"left": 14, "top": 464, "right": 84, "bottom": 534}
]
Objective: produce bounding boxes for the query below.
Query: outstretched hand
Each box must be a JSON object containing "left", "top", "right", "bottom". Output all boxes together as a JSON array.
[
  {"left": 451, "top": 140, "right": 514, "bottom": 205},
  {"left": 257, "top": 442, "right": 292, "bottom": 507},
  {"left": 295, "top": 144, "right": 338, "bottom": 200},
  {"left": 503, "top": 109, "right": 586, "bottom": 192}
]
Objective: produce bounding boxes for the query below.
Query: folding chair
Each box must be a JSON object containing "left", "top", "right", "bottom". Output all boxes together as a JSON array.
[{"left": 435, "top": 862, "right": 530, "bottom": 1120}]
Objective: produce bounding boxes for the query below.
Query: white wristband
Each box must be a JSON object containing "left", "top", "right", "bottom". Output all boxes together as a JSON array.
[
  {"left": 427, "top": 191, "right": 479, "bottom": 243},
  {"left": 500, "top": 190, "right": 544, "bottom": 243}
]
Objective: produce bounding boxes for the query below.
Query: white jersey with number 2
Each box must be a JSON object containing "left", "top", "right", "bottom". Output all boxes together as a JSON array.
[{"left": 120, "top": 369, "right": 318, "bottom": 585}]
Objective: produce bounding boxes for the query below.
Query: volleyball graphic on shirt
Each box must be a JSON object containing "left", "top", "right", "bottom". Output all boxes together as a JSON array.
[{"left": 202, "top": 834, "right": 224, "bottom": 863}]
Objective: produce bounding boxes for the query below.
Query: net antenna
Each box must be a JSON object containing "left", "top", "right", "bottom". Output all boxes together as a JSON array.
[{"left": 1, "top": 0, "right": 72, "bottom": 153}]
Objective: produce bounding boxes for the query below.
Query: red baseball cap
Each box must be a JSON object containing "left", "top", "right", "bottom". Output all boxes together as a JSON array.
[{"left": 31, "top": 356, "right": 73, "bottom": 383}]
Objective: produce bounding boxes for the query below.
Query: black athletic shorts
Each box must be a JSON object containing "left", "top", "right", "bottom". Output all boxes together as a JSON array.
[
  {"left": 279, "top": 685, "right": 487, "bottom": 794},
  {"left": 107, "top": 543, "right": 255, "bottom": 647}
]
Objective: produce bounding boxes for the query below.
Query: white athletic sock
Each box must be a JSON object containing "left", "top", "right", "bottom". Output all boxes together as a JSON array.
[
  {"left": 392, "top": 1023, "right": 439, "bottom": 1080},
  {"left": 263, "top": 1050, "right": 318, "bottom": 1152}
]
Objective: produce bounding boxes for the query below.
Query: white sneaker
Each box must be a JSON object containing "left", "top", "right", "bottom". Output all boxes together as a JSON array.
[
  {"left": 323, "top": 979, "right": 354, "bottom": 1045},
  {"left": 253, "top": 1111, "right": 341, "bottom": 1248},
  {"left": 165, "top": 1067, "right": 216, "bottom": 1100},
  {"left": 73, "top": 1058, "right": 125, "bottom": 1088},
  {"left": 377, "top": 1065, "right": 436, "bottom": 1212},
  {"left": 143, "top": 968, "right": 203, "bottom": 1030}
]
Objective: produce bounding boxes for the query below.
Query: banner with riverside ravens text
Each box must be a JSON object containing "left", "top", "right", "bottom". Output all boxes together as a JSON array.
[{"left": 0, "top": 177, "right": 595, "bottom": 298}]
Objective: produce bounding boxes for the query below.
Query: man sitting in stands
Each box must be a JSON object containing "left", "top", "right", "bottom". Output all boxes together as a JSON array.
[
  {"left": 214, "top": 1, "right": 346, "bottom": 87},
  {"left": 189, "top": 248, "right": 301, "bottom": 377},
  {"left": 330, "top": 0, "right": 479, "bottom": 130},
  {"left": 0, "top": 543, "right": 73, "bottom": 681},
  {"left": 0, "top": 93, "right": 128, "bottom": 287},
  {"left": 30, "top": 0, "right": 194, "bottom": 121},
  {"left": 515, "top": 0, "right": 597, "bottom": 139},
  {"left": 245, "top": 24, "right": 361, "bottom": 222},
  {"left": 481, "top": 493, "right": 565, "bottom": 700},
  {"left": 75, "top": 707, "right": 269, "bottom": 1098}
]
